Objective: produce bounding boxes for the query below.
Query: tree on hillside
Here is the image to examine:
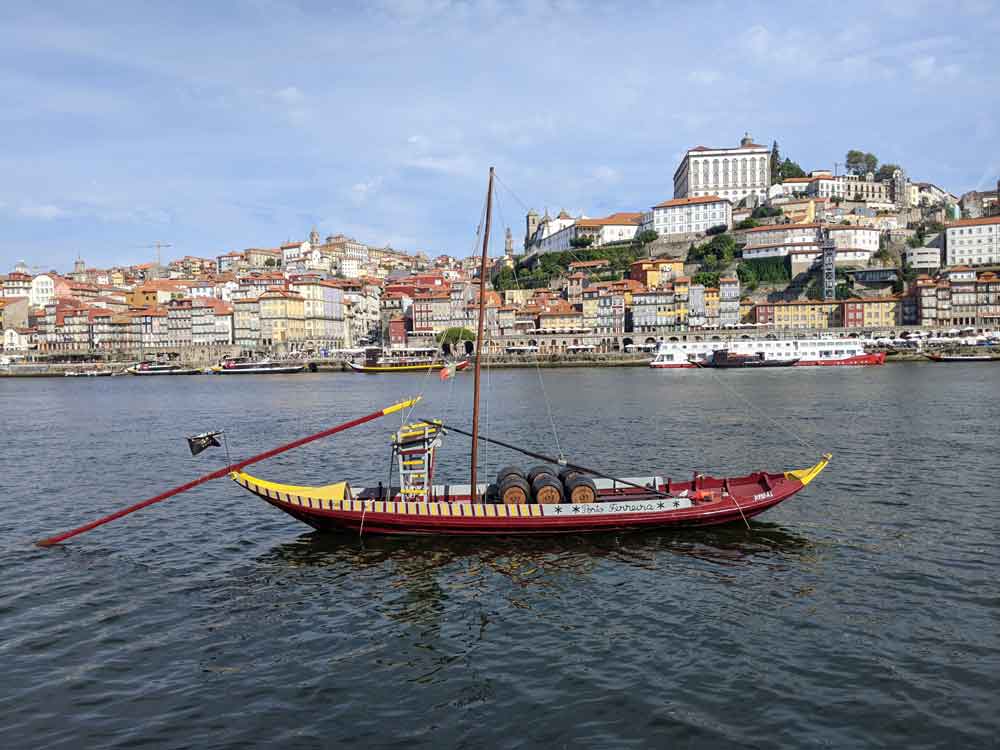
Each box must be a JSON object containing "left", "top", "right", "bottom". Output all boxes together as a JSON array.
[
  {"left": 770, "top": 141, "right": 781, "bottom": 185},
  {"left": 634, "top": 229, "right": 658, "bottom": 245},
  {"left": 569, "top": 236, "right": 594, "bottom": 248},
  {"left": 875, "top": 163, "right": 903, "bottom": 181},
  {"left": 779, "top": 158, "right": 806, "bottom": 179},
  {"left": 846, "top": 149, "right": 878, "bottom": 175}
]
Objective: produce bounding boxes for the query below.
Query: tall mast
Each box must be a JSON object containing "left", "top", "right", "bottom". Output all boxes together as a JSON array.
[{"left": 470, "top": 167, "right": 495, "bottom": 500}]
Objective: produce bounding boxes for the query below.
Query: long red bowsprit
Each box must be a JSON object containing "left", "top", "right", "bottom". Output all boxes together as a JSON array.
[{"left": 35, "top": 397, "right": 419, "bottom": 547}]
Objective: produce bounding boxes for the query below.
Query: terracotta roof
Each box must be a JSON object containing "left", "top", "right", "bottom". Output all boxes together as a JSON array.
[
  {"left": 653, "top": 195, "right": 727, "bottom": 209},
  {"left": 946, "top": 216, "right": 1000, "bottom": 228},
  {"left": 744, "top": 222, "right": 821, "bottom": 233},
  {"left": 575, "top": 212, "right": 643, "bottom": 228}
]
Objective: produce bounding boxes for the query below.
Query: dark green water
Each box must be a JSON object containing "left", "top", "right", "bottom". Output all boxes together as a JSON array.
[{"left": 1, "top": 365, "right": 997, "bottom": 748}]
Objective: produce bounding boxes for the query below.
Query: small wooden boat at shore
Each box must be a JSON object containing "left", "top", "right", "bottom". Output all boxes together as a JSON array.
[
  {"left": 924, "top": 352, "right": 1000, "bottom": 362},
  {"left": 127, "top": 362, "right": 201, "bottom": 376}
]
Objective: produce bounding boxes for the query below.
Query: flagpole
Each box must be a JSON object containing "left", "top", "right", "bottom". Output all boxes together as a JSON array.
[{"left": 35, "top": 397, "right": 420, "bottom": 547}]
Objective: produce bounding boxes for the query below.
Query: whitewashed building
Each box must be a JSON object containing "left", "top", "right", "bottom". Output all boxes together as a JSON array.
[
  {"left": 673, "top": 134, "right": 770, "bottom": 204},
  {"left": 643, "top": 195, "right": 731, "bottom": 239},
  {"left": 945, "top": 216, "right": 1000, "bottom": 267},
  {"left": 742, "top": 223, "right": 880, "bottom": 273}
]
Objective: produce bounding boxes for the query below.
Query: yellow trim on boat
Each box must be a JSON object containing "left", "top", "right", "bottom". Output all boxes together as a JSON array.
[
  {"left": 383, "top": 397, "right": 421, "bottom": 415},
  {"left": 784, "top": 453, "right": 832, "bottom": 487},
  {"left": 231, "top": 471, "right": 352, "bottom": 502}
]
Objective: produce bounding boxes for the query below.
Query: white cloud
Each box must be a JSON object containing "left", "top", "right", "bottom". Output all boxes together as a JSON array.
[
  {"left": 910, "top": 55, "right": 961, "bottom": 80},
  {"left": 18, "top": 203, "right": 68, "bottom": 220},
  {"left": 275, "top": 86, "right": 304, "bottom": 104},
  {"left": 687, "top": 70, "right": 721, "bottom": 85},
  {"left": 350, "top": 177, "right": 383, "bottom": 203},
  {"left": 591, "top": 166, "right": 620, "bottom": 183}
]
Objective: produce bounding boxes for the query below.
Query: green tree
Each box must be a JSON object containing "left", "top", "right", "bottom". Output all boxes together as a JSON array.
[
  {"left": 634, "top": 229, "right": 659, "bottom": 245},
  {"left": 875, "top": 163, "right": 902, "bottom": 181},
  {"left": 864, "top": 152, "right": 878, "bottom": 174},
  {"left": 263, "top": 258, "right": 276, "bottom": 267},
  {"left": 770, "top": 141, "right": 781, "bottom": 185},
  {"left": 736, "top": 218, "right": 760, "bottom": 230},
  {"left": 779, "top": 158, "right": 806, "bottom": 179},
  {"left": 436, "top": 327, "right": 475, "bottom": 347},
  {"left": 846, "top": 149, "right": 880, "bottom": 175},
  {"left": 693, "top": 271, "right": 721, "bottom": 287},
  {"left": 569, "top": 236, "right": 594, "bottom": 248}
]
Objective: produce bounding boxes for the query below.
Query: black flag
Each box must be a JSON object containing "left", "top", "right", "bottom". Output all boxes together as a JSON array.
[{"left": 187, "top": 431, "right": 223, "bottom": 456}]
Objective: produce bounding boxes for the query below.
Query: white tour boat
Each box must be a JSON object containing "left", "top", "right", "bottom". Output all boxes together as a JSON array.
[{"left": 650, "top": 338, "right": 886, "bottom": 368}]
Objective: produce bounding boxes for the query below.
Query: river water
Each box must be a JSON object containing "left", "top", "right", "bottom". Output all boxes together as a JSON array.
[{"left": 1, "top": 365, "right": 998, "bottom": 748}]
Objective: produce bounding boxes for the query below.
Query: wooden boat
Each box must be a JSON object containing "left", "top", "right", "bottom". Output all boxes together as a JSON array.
[
  {"left": 704, "top": 350, "right": 799, "bottom": 368},
  {"left": 348, "top": 347, "right": 469, "bottom": 374},
  {"left": 126, "top": 362, "right": 201, "bottom": 375},
  {"left": 231, "top": 168, "right": 832, "bottom": 537},
  {"left": 211, "top": 357, "right": 305, "bottom": 374},
  {"left": 231, "top": 454, "right": 830, "bottom": 535},
  {"left": 924, "top": 352, "right": 999, "bottom": 362}
]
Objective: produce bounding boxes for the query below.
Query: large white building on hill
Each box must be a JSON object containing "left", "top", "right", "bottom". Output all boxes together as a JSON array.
[{"left": 673, "top": 133, "right": 770, "bottom": 205}]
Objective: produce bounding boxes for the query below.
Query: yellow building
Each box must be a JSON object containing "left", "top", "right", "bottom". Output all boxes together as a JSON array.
[
  {"left": 258, "top": 289, "right": 305, "bottom": 346},
  {"left": 766, "top": 300, "right": 844, "bottom": 328}
]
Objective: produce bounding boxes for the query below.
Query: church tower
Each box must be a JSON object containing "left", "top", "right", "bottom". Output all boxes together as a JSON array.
[
  {"left": 524, "top": 209, "right": 539, "bottom": 250},
  {"left": 309, "top": 227, "right": 320, "bottom": 246}
]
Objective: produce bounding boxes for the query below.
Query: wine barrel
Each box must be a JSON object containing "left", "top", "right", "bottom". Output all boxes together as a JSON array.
[
  {"left": 484, "top": 482, "right": 499, "bottom": 504},
  {"left": 496, "top": 465, "right": 525, "bottom": 486},
  {"left": 526, "top": 465, "right": 556, "bottom": 485},
  {"left": 565, "top": 475, "right": 597, "bottom": 504},
  {"left": 531, "top": 474, "right": 564, "bottom": 504},
  {"left": 558, "top": 466, "right": 580, "bottom": 484},
  {"left": 498, "top": 475, "right": 531, "bottom": 505}
]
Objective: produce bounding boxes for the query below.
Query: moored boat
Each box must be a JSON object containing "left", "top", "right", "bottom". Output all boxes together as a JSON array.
[
  {"left": 126, "top": 362, "right": 201, "bottom": 376},
  {"left": 704, "top": 350, "right": 799, "bottom": 368},
  {"left": 231, "top": 168, "right": 832, "bottom": 537},
  {"left": 650, "top": 338, "right": 885, "bottom": 368},
  {"left": 211, "top": 357, "right": 305, "bottom": 374},
  {"left": 924, "top": 352, "right": 1000, "bottom": 362},
  {"left": 348, "top": 346, "right": 469, "bottom": 374},
  {"left": 231, "top": 450, "right": 831, "bottom": 535}
]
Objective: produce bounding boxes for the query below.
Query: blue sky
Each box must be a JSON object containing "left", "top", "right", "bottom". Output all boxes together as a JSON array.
[{"left": 2, "top": 0, "right": 998, "bottom": 271}]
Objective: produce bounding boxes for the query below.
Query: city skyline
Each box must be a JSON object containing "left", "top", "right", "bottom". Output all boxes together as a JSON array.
[{"left": 2, "top": 0, "right": 998, "bottom": 269}]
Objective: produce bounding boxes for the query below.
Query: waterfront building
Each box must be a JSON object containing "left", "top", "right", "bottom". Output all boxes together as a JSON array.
[
  {"left": 258, "top": 289, "right": 305, "bottom": 349},
  {"left": 129, "top": 308, "right": 169, "bottom": 351},
  {"left": 975, "top": 272, "right": 1000, "bottom": 327},
  {"left": 753, "top": 300, "right": 844, "bottom": 329},
  {"left": 596, "top": 294, "right": 626, "bottom": 337},
  {"left": 944, "top": 215, "right": 1000, "bottom": 267},
  {"left": 642, "top": 196, "right": 732, "bottom": 239},
  {"left": 289, "top": 277, "right": 346, "bottom": 350},
  {"left": 632, "top": 288, "right": 679, "bottom": 332},
  {"left": 719, "top": 277, "right": 740, "bottom": 327},
  {"left": 165, "top": 299, "right": 194, "bottom": 349},
  {"left": 947, "top": 267, "right": 978, "bottom": 326},
  {"left": 233, "top": 298, "right": 260, "bottom": 349},
  {"left": 411, "top": 292, "right": 452, "bottom": 336},
  {"left": 673, "top": 134, "right": 770, "bottom": 204}
]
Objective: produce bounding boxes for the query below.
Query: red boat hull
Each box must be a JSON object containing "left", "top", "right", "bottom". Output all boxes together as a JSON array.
[
  {"left": 795, "top": 352, "right": 885, "bottom": 366},
  {"left": 232, "top": 457, "right": 829, "bottom": 536}
]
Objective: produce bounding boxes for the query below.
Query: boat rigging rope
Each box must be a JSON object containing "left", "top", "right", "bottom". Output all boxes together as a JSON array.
[
  {"left": 691, "top": 359, "right": 822, "bottom": 455},
  {"left": 493, "top": 178, "right": 565, "bottom": 462}
]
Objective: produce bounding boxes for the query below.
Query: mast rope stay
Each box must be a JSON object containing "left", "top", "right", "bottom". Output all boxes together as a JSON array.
[{"left": 492, "top": 176, "right": 565, "bottom": 462}]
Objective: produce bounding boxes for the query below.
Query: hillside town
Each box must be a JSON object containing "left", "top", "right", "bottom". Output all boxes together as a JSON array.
[{"left": 3, "top": 134, "right": 999, "bottom": 360}]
